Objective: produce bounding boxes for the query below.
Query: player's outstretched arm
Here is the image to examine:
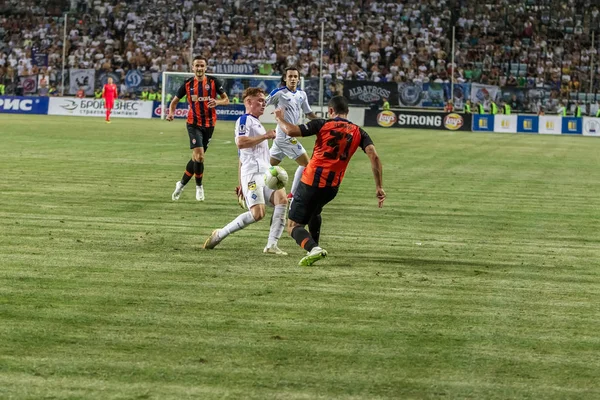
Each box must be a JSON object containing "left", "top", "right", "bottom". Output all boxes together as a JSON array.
[
  {"left": 236, "top": 129, "right": 276, "bottom": 149},
  {"left": 274, "top": 108, "right": 302, "bottom": 137},
  {"left": 365, "top": 145, "right": 385, "bottom": 208}
]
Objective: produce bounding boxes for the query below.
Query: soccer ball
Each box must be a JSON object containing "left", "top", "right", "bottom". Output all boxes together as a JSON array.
[{"left": 264, "top": 166, "right": 288, "bottom": 190}]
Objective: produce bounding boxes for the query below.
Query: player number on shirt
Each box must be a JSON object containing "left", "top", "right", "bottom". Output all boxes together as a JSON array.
[{"left": 324, "top": 130, "right": 353, "bottom": 161}]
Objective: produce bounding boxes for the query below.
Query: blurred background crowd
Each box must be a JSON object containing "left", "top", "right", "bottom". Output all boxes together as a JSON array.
[{"left": 1, "top": 0, "right": 599, "bottom": 112}]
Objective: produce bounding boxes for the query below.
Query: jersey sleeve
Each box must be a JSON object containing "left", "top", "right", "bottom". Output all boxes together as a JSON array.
[
  {"left": 175, "top": 82, "right": 187, "bottom": 99},
  {"left": 235, "top": 115, "right": 250, "bottom": 141},
  {"left": 265, "top": 88, "right": 279, "bottom": 107},
  {"left": 359, "top": 128, "right": 374, "bottom": 151},
  {"left": 299, "top": 119, "right": 326, "bottom": 137},
  {"left": 301, "top": 92, "right": 312, "bottom": 114},
  {"left": 215, "top": 78, "right": 226, "bottom": 96}
]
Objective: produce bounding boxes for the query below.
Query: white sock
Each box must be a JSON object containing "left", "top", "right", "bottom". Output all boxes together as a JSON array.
[
  {"left": 219, "top": 211, "right": 256, "bottom": 240},
  {"left": 291, "top": 165, "right": 305, "bottom": 195},
  {"left": 267, "top": 204, "right": 286, "bottom": 247}
]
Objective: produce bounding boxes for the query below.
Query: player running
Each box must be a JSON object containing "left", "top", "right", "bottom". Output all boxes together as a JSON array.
[
  {"left": 102, "top": 77, "right": 118, "bottom": 123},
  {"left": 274, "top": 96, "right": 386, "bottom": 266},
  {"left": 203, "top": 87, "right": 288, "bottom": 255},
  {"left": 167, "top": 56, "right": 229, "bottom": 201},
  {"left": 267, "top": 67, "right": 318, "bottom": 199}
]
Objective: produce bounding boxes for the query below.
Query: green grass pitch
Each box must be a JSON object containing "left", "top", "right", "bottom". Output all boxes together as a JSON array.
[{"left": 1, "top": 114, "right": 600, "bottom": 399}]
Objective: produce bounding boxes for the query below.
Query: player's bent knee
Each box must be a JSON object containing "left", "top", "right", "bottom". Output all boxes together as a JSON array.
[
  {"left": 250, "top": 205, "right": 266, "bottom": 221},
  {"left": 270, "top": 157, "right": 281, "bottom": 166},
  {"left": 271, "top": 189, "right": 287, "bottom": 206},
  {"left": 296, "top": 153, "right": 310, "bottom": 167},
  {"left": 192, "top": 149, "right": 204, "bottom": 162}
]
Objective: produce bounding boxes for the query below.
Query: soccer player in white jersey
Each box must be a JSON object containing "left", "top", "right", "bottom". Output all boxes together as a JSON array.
[
  {"left": 267, "top": 67, "right": 318, "bottom": 199},
  {"left": 203, "top": 87, "right": 288, "bottom": 255}
]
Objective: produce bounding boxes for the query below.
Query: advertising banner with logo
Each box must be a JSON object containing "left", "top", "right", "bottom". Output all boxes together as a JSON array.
[
  {"left": 0, "top": 96, "right": 49, "bottom": 114},
  {"left": 561, "top": 117, "right": 583, "bottom": 134},
  {"left": 516, "top": 116, "right": 539, "bottom": 133},
  {"left": 472, "top": 115, "right": 495, "bottom": 132},
  {"left": 69, "top": 69, "right": 95, "bottom": 96},
  {"left": 493, "top": 115, "right": 518, "bottom": 133},
  {"left": 471, "top": 83, "right": 500, "bottom": 110},
  {"left": 125, "top": 69, "right": 143, "bottom": 90},
  {"left": 364, "top": 109, "right": 471, "bottom": 131},
  {"left": 419, "top": 82, "right": 446, "bottom": 108},
  {"left": 152, "top": 102, "right": 246, "bottom": 121},
  {"left": 583, "top": 117, "right": 600, "bottom": 136},
  {"left": 397, "top": 82, "right": 423, "bottom": 107},
  {"left": 538, "top": 116, "right": 562, "bottom": 134},
  {"left": 96, "top": 71, "right": 121, "bottom": 87},
  {"left": 214, "top": 64, "right": 255, "bottom": 75},
  {"left": 49, "top": 97, "right": 153, "bottom": 118},
  {"left": 31, "top": 48, "right": 49, "bottom": 67},
  {"left": 344, "top": 81, "right": 398, "bottom": 106},
  {"left": 19, "top": 76, "right": 38, "bottom": 94}
]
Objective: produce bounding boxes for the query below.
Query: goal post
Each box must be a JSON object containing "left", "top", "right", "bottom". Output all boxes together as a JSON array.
[{"left": 160, "top": 72, "right": 305, "bottom": 120}]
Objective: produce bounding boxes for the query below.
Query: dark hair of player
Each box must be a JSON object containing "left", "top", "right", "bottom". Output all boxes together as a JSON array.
[
  {"left": 242, "top": 87, "right": 266, "bottom": 101},
  {"left": 281, "top": 66, "right": 300, "bottom": 85},
  {"left": 193, "top": 55, "right": 208, "bottom": 63},
  {"left": 328, "top": 96, "right": 349, "bottom": 115}
]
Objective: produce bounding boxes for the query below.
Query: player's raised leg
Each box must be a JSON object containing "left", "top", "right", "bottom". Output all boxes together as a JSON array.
[
  {"left": 263, "top": 187, "right": 288, "bottom": 255},
  {"left": 286, "top": 183, "right": 336, "bottom": 266},
  {"left": 290, "top": 152, "right": 310, "bottom": 199},
  {"left": 203, "top": 210, "right": 257, "bottom": 249},
  {"left": 204, "top": 173, "right": 266, "bottom": 249}
]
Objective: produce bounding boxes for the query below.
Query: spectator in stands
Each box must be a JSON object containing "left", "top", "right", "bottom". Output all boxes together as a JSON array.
[
  {"left": 464, "top": 100, "right": 472, "bottom": 114},
  {"left": 1, "top": 0, "right": 598, "bottom": 112},
  {"left": 382, "top": 97, "right": 390, "bottom": 111},
  {"left": 444, "top": 100, "right": 454, "bottom": 112},
  {"left": 76, "top": 86, "right": 85, "bottom": 98},
  {"left": 557, "top": 101, "right": 566, "bottom": 116}
]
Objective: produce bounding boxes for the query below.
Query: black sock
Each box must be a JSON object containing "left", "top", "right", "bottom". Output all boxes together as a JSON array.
[
  {"left": 308, "top": 214, "right": 322, "bottom": 245},
  {"left": 181, "top": 159, "right": 194, "bottom": 186},
  {"left": 291, "top": 226, "right": 318, "bottom": 252},
  {"left": 194, "top": 161, "right": 204, "bottom": 186}
]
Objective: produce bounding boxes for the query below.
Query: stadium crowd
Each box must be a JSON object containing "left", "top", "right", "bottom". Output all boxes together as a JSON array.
[{"left": 0, "top": 0, "right": 599, "bottom": 98}]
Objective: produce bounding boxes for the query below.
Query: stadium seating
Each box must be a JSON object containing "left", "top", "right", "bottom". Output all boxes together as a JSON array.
[{"left": 1, "top": 0, "right": 599, "bottom": 97}]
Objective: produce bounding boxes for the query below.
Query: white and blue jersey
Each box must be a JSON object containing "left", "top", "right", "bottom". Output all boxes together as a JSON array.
[
  {"left": 235, "top": 113, "right": 271, "bottom": 177},
  {"left": 266, "top": 86, "right": 313, "bottom": 140}
]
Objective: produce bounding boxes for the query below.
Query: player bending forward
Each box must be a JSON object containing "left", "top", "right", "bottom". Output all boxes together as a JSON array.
[
  {"left": 102, "top": 77, "right": 118, "bottom": 123},
  {"left": 267, "top": 67, "right": 318, "bottom": 199},
  {"left": 203, "top": 87, "right": 288, "bottom": 255},
  {"left": 274, "top": 96, "right": 386, "bottom": 266}
]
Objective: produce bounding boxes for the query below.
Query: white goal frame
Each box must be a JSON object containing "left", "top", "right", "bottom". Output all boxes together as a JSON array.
[{"left": 160, "top": 72, "right": 305, "bottom": 120}]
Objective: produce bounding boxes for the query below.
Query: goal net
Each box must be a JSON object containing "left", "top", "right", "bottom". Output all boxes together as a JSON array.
[{"left": 160, "top": 72, "right": 305, "bottom": 121}]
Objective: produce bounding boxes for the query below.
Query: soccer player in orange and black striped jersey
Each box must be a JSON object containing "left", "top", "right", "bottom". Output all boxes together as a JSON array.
[
  {"left": 167, "top": 55, "right": 229, "bottom": 201},
  {"left": 274, "top": 96, "right": 386, "bottom": 266}
]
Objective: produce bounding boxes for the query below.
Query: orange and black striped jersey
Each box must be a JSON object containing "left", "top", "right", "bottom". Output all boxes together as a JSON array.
[
  {"left": 176, "top": 75, "right": 226, "bottom": 127},
  {"left": 299, "top": 117, "right": 374, "bottom": 188}
]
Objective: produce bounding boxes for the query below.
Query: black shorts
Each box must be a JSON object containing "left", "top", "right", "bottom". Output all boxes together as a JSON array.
[
  {"left": 187, "top": 124, "right": 214, "bottom": 150},
  {"left": 288, "top": 182, "right": 339, "bottom": 225}
]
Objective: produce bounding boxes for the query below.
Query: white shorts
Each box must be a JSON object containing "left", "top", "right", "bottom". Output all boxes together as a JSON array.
[
  {"left": 269, "top": 137, "right": 307, "bottom": 161},
  {"left": 241, "top": 172, "right": 276, "bottom": 209}
]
